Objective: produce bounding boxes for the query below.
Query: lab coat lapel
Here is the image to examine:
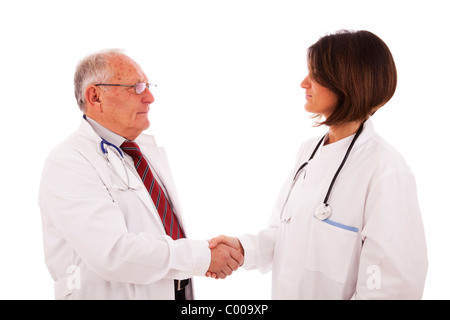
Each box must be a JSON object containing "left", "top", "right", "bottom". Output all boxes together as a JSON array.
[{"left": 78, "top": 120, "right": 167, "bottom": 235}]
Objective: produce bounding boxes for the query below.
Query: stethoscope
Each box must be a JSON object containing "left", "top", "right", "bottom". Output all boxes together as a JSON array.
[
  {"left": 280, "top": 121, "right": 365, "bottom": 223},
  {"left": 100, "top": 138, "right": 142, "bottom": 191},
  {"left": 100, "top": 138, "right": 177, "bottom": 216}
]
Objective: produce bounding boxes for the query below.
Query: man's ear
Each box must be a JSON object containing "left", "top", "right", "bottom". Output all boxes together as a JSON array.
[{"left": 85, "top": 85, "right": 103, "bottom": 112}]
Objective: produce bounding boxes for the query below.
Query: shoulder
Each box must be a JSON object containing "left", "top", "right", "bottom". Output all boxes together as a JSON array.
[
  {"left": 45, "top": 121, "right": 99, "bottom": 163},
  {"left": 360, "top": 132, "right": 413, "bottom": 176}
]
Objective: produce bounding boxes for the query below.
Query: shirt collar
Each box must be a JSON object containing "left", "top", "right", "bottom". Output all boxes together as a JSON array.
[{"left": 84, "top": 115, "right": 127, "bottom": 148}]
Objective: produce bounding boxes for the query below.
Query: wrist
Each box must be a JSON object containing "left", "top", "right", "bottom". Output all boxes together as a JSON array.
[{"left": 235, "top": 237, "right": 245, "bottom": 256}]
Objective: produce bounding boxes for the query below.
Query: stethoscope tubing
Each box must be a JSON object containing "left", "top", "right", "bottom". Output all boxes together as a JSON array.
[
  {"left": 100, "top": 138, "right": 141, "bottom": 191},
  {"left": 321, "top": 121, "right": 365, "bottom": 207},
  {"left": 101, "top": 138, "right": 124, "bottom": 158},
  {"left": 282, "top": 120, "right": 365, "bottom": 222}
]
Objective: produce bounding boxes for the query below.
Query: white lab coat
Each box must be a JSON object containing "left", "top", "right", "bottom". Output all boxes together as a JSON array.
[
  {"left": 239, "top": 120, "right": 428, "bottom": 299},
  {"left": 38, "top": 118, "right": 210, "bottom": 300}
]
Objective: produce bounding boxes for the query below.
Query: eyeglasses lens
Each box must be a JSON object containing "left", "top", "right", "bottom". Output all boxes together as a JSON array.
[{"left": 135, "top": 83, "right": 146, "bottom": 94}]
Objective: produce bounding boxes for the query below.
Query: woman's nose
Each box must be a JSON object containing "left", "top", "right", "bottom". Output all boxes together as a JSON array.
[{"left": 300, "top": 75, "right": 311, "bottom": 89}]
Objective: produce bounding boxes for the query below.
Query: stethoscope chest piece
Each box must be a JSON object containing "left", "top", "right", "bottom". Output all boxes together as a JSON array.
[{"left": 315, "top": 203, "right": 332, "bottom": 221}]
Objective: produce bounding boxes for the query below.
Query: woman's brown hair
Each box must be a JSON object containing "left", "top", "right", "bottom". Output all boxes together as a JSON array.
[{"left": 307, "top": 30, "right": 397, "bottom": 126}]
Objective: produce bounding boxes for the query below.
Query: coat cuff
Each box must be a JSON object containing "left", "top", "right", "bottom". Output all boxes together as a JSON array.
[
  {"left": 237, "top": 234, "right": 255, "bottom": 269},
  {"left": 188, "top": 239, "right": 211, "bottom": 276}
]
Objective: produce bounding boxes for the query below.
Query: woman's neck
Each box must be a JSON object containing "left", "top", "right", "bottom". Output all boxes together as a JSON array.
[{"left": 324, "top": 120, "right": 364, "bottom": 145}]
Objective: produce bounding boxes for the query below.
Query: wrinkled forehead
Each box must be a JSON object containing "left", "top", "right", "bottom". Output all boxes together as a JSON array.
[{"left": 108, "top": 55, "right": 148, "bottom": 83}]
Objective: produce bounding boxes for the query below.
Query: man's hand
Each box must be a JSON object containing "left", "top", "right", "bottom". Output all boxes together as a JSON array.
[
  {"left": 209, "top": 235, "right": 244, "bottom": 255},
  {"left": 206, "top": 235, "right": 245, "bottom": 279},
  {"left": 208, "top": 243, "right": 244, "bottom": 279}
]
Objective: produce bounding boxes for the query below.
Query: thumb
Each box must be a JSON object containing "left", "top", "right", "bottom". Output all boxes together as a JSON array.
[{"left": 208, "top": 235, "right": 226, "bottom": 248}]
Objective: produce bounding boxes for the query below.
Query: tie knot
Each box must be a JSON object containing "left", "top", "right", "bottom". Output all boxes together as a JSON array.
[{"left": 120, "top": 141, "right": 143, "bottom": 159}]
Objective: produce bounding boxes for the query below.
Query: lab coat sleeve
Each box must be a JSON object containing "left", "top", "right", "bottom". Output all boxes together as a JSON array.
[
  {"left": 352, "top": 169, "right": 428, "bottom": 299},
  {"left": 237, "top": 145, "right": 308, "bottom": 273},
  {"left": 238, "top": 214, "right": 278, "bottom": 273},
  {"left": 39, "top": 148, "right": 211, "bottom": 285}
]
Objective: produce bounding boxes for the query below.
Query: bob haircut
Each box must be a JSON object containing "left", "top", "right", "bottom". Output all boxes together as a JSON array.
[{"left": 307, "top": 30, "right": 397, "bottom": 126}]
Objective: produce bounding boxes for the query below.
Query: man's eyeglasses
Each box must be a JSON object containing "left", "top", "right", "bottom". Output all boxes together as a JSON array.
[{"left": 95, "top": 83, "right": 157, "bottom": 95}]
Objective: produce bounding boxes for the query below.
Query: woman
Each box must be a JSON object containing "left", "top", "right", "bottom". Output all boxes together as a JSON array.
[{"left": 209, "top": 30, "right": 428, "bottom": 299}]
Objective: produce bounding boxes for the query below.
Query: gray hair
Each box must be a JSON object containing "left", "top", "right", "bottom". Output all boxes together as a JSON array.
[{"left": 74, "top": 49, "right": 125, "bottom": 112}]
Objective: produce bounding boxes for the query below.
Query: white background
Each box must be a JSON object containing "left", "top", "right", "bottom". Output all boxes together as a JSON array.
[{"left": 0, "top": 0, "right": 448, "bottom": 300}]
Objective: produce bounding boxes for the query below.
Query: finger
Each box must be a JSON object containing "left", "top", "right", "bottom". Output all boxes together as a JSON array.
[
  {"left": 229, "top": 247, "right": 245, "bottom": 266},
  {"left": 221, "top": 265, "right": 233, "bottom": 276},
  {"left": 218, "top": 271, "right": 228, "bottom": 279},
  {"left": 227, "top": 256, "right": 240, "bottom": 271},
  {"left": 208, "top": 239, "right": 216, "bottom": 249}
]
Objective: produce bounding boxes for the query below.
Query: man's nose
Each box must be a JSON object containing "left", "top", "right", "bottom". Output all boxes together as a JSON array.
[{"left": 142, "top": 89, "right": 155, "bottom": 104}]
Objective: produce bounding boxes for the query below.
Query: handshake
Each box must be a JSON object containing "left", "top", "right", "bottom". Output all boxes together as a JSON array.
[{"left": 206, "top": 235, "right": 244, "bottom": 279}]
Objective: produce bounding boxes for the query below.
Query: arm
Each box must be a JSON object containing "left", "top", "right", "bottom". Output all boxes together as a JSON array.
[
  {"left": 39, "top": 150, "right": 239, "bottom": 284},
  {"left": 206, "top": 146, "right": 304, "bottom": 278},
  {"left": 207, "top": 222, "right": 277, "bottom": 279},
  {"left": 352, "top": 170, "right": 428, "bottom": 299}
]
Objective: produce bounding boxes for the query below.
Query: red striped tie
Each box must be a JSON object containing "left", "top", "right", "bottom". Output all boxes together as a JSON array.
[{"left": 121, "top": 141, "right": 184, "bottom": 240}]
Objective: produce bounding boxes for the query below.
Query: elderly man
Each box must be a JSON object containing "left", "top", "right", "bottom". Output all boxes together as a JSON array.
[{"left": 38, "top": 49, "right": 242, "bottom": 300}]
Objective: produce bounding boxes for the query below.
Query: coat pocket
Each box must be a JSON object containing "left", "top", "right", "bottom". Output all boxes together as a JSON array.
[{"left": 304, "top": 217, "right": 359, "bottom": 284}]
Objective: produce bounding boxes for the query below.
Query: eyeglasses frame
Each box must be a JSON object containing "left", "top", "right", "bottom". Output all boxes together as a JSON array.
[{"left": 94, "top": 83, "right": 157, "bottom": 95}]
